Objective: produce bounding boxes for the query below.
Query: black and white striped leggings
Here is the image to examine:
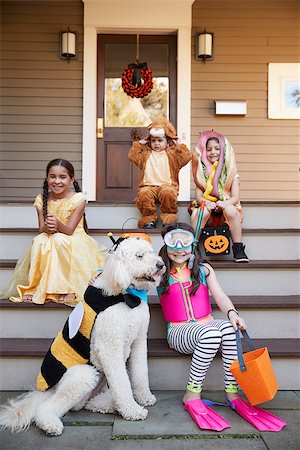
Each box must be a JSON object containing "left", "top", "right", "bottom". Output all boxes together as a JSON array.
[{"left": 167, "top": 319, "right": 238, "bottom": 393}]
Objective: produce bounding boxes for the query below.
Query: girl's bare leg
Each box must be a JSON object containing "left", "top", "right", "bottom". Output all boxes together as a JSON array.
[
  {"left": 223, "top": 205, "right": 242, "bottom": 243},
  {"left": 191, "top": 207, "right": 211, "bottom": 231},
  {"left": 59, "top": 293, "right": 76, "bottom": 303}
]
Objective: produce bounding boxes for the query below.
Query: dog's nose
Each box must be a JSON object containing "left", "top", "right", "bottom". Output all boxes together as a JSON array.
[{"left": 156, "top": 261, "right": 164, "bottom": 270}]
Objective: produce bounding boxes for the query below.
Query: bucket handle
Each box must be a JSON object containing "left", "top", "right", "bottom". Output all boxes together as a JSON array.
[{"left": 235, "top": 329, "right": 256, "bottom": 372}]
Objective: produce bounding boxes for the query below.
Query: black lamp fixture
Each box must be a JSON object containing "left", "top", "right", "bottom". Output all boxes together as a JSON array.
[
  {"left": 59, "top": 28, "right": 78, "bottom": 61},
  {"left": 196, "top": 31, "right": 214, "bottom": 61}
]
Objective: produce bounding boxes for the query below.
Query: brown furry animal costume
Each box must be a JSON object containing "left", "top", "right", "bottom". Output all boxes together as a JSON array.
[{"left": 128, "top": 119, "right": 191, "bottom": 228}]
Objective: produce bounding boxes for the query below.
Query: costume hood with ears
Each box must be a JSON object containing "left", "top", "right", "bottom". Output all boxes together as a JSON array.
[{"left": 146, "top": 119, "right": 178, "bottom": 141}]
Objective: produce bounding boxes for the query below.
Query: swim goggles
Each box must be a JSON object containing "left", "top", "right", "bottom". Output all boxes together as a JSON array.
[{"left": 163, "top": 229, "right": 194, "bottom": 251}]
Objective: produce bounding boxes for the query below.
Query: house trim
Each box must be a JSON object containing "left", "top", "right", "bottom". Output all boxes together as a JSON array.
[{"left": 82, "top": 0, "right": 194, "bottom": 200}]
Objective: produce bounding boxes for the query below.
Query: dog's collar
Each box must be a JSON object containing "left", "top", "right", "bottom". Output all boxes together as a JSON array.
[{"left": 126, "top": 287, "right": 148, "bottom": 303}]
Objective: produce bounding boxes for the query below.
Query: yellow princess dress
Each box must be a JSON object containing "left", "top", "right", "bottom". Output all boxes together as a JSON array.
[{"left": 2, "top": 192, "right": 106, "bottom": 306}]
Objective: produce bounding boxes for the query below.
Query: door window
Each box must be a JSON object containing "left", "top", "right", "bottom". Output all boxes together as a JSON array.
[{"left": 104, "top": 43, "right": 169, "bottom": 127}]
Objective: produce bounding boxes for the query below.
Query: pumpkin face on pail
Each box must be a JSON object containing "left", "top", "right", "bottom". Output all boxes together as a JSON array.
[
  {"left": 202, "top": 224, "right": 231, "bottom": 256},
  {"left": 204, "top": 234, "right": 229, "bottom": 254}
]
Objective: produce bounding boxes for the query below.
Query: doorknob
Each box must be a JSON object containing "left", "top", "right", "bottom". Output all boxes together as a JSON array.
[{"left": 97, "top": 118, "right": 103, "bottom": 138}]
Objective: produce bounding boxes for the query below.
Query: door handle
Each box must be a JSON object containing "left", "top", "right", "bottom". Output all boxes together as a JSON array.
[{"left": 97, "top": 118, "right": 103, "bottom": 138}]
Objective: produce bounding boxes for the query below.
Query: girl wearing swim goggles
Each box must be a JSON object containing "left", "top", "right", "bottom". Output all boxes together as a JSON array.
[
  {"left": 156, "top": 222, "right": 270, "bottom": 434},
  {"left": 163, "top": 229, "right": 194, "bottom": 252}
]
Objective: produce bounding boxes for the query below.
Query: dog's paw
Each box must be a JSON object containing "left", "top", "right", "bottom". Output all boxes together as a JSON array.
[
  {"left": 119, "top": 405, "right": 148, "bottom": 421},
  {"left": 35, "top": 416, "right": 64, "bottom": 436},
  {"left": 85, "top": 392, "right": 115, "bottom": 414},
  {"left": 134, "top": 392, "right": 157, "bottom": 407}
]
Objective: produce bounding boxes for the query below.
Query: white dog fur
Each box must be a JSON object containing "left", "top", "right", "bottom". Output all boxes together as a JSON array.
[{"left": 0, "top": 237, "right": 165, "bottom": 436}]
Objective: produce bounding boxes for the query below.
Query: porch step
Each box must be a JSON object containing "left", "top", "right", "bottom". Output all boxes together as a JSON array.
[
  {"left": 1, "top": 258, "right": 299, "bottom": 270},
  {"left": 0, "top": 202, "right": 299, "bottom": 229},
  {"left": 1, "top": 337, "right": 298, "bottom": 357},
  {"left": 1, "top": 294, "right": 298, "bottom": 307},
  {"left": 0, "top": 296, "right": 299, "bottom": 339},
  {"left": 1, "top": 259, "right": 299, "bottom": 296},
  {"left": 0, "top": 201, "right": 298, "bottom": 391},
  {"left": 0, "top": 337, "right": 299, "bottom": 391},
  {"left": 0, "top": 227, "right": 299, "bottom": 260}
]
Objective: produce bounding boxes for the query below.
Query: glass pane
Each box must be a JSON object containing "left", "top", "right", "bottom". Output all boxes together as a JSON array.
[
  {"left": 105, "top": 77, "right": 168, "bottom": 127},
  {"left": 104, "top": 43, "right": 170, "bottom": 127}
]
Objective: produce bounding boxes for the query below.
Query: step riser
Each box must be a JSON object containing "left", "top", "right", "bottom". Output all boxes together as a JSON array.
[
  {"left": 215, "top": 270, "right": 299, "bottom": 295},
  {"left": 241, "top": 205, "right": 300, "bottom": 229},
  {"left": 1, "top": 268, "right": 299, "bottom": 296},
  {"left": 0, "top": 269, "right": 11, "bottom": 290},
  {"left": 0, "top": 204, "right": 299, "bottom": 229},
  {"left": 0, "top": 232, "right": 299, "bottom": 260},
  {"left": 149, "top": 357, "right": 300, "bottom": 391},
  {"left": 0, "top": 356, "right": 298, "bottom": 391},
  {"left": 149, "top": 309, "right": 300, "bottom": 339},
  {"left": 1, "top": 308, "right": 299, "bottom": 339},
  {"left": 0, "top": 310, "right": 70, "bottom": 339}
]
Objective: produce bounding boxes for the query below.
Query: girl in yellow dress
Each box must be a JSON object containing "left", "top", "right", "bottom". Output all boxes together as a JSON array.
[{"left": 2, "top": 159, "right": 106, "bottom": 306}]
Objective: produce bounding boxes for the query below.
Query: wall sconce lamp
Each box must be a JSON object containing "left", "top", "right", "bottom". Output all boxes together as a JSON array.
[
  {"left": 59, "top": 28, "right": 78, "bottom": 61},
  {"left": 196, "top": 31, "right": 214, "bottom": 61}
]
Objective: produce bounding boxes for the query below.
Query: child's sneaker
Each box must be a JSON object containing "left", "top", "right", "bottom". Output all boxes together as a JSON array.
[
  {"left": 232, "top": 243, "right": 249, "bottom": 263},
  {"left": 144, "top": 222, "right": 156, "bottom": 229}
]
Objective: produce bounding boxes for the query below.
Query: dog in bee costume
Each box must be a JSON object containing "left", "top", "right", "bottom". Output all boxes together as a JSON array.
[{"left": 0, "top": 235, "right": 165, "bottom": 436}]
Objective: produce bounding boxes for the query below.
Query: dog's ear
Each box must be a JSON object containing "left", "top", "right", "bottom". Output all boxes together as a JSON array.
[{"left": 101, "top": 251, "right": 131, "bottom": 295}]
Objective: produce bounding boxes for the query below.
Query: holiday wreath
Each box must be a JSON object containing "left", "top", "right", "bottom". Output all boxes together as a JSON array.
[{"left": 122, "top": 62, "right": 153, "bottom": 98}]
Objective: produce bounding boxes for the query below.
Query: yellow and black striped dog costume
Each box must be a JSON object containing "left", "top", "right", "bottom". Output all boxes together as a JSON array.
[{"left": 36, "top": 285, "right": 141, "bottom": 391}]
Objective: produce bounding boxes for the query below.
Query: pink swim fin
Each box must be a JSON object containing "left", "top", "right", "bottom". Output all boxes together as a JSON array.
[
  {"left": 184, "top": 399, "right": 231, "bottom": 431},
  {"left": 229, "top": 398, "right": 287, "bottom": 432}
]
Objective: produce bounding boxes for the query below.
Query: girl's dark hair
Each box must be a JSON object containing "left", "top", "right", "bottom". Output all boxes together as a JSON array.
[
  {"left": 159, "top": 222, "right": 207, "bottom": 295},
  {"left": 166, "top": 136, "right": 176, "bottom": 147},
  {"left": 206, "top": 137, "right": 219, "bottom": 147},
  {"left": 42, "top": 158, "right": 88, "bottom": 233}
]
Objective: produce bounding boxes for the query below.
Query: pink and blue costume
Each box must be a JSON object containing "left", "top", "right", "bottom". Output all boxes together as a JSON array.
[{"left": 158, "top": 264, "right": 239, "bottom": 394}]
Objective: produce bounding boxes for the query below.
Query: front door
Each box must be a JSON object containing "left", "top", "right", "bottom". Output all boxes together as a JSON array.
[{"left": 96, "top": 34, "right": 177, "bottom": 202}]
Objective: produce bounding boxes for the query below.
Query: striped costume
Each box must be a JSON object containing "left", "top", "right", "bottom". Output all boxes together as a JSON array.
[
  {"left": 167, "top": 319, "right": 238, "bottom": 393},
  {"left": 36, "top": 285, "right": 141, "bottom": 391},
  {"left": 158, "top": 265, "right": 238, "bottom": 394}
]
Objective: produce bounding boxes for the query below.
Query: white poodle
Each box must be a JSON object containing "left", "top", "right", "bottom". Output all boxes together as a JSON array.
[{"left": 0, "top": 236, "right": 165, "bottom": 436}]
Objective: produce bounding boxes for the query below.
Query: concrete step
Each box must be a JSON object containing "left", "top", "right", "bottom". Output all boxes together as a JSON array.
[
  {"left": 0, "top": 227, "right": 299, "bottom": 260},
  {"left": 0, "top": 337, "right": 299, "bottom": 391},
  {"left": 0, "top": 296, "right": 299, "bottom": 339},
  {"left": 1, "top": 259, "right": 299, "bottom": 296},
  {"left": 1, "top": 390, "right": 298, "bottom": 450},
  {"left": 0, "top": 201, "right": 299, "bottom": 229}
]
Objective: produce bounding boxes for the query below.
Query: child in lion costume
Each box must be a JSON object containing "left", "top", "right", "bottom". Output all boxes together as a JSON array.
[{"left": 128, "top": 119, "right": 191, "bottom": 228}]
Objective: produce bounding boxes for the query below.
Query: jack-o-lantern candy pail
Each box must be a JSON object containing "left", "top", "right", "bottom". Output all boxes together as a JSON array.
[{"left": 202, "top": 224, "right": 231, "bottom": 256}]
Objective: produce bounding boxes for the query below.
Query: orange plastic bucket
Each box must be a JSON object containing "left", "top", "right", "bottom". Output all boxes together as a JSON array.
[
  {"left": 230, "top": 330, "right": 278, "bottom": 405},
  {"left": 120, "top": 232, "right": 151, "bottom": 244}
]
